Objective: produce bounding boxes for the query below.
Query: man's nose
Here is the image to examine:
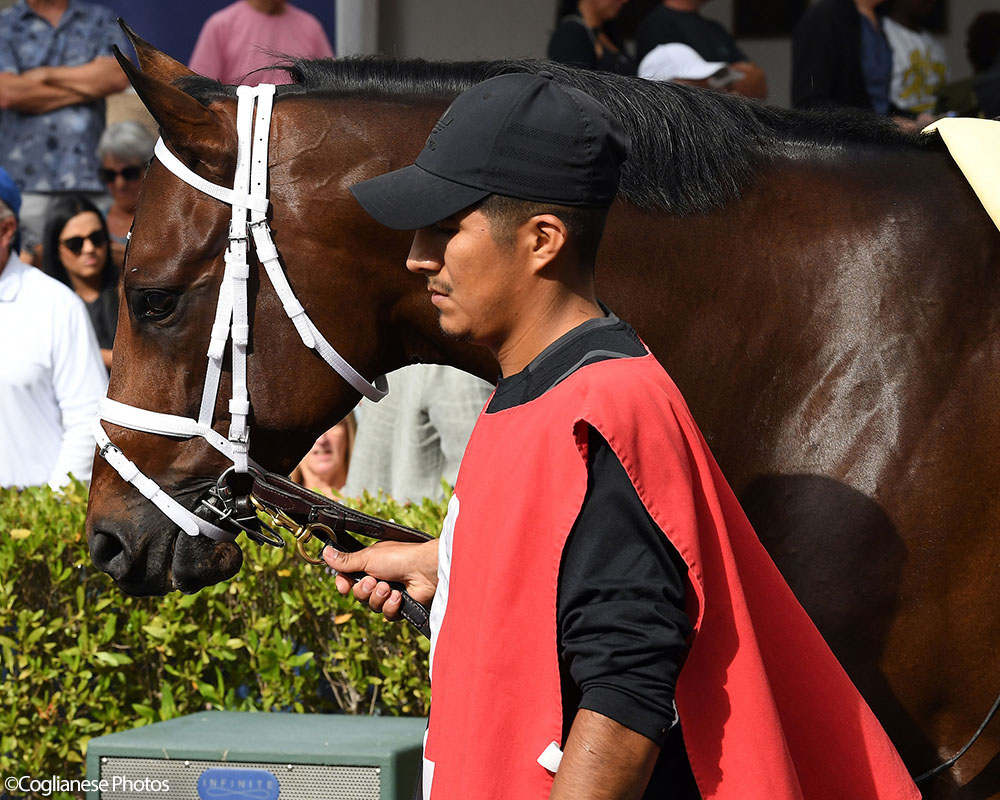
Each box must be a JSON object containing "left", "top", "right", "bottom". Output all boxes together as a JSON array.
[{"left": 406, "top": 228, "right": 441, "bottom": 275}]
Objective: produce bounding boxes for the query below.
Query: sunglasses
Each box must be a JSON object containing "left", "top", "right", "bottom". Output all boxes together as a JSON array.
[
  {"left": 99, "top": 165, "right": 143, "bottom": 183},
  {"left": 60, "top": 230, "right": 108, "bottom": 254}
]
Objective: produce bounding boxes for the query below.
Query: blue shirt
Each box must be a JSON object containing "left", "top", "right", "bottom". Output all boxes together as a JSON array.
[
  {"left": 0, "top": 0, "right": 129, "bottom": 193},
  {"left": 859, "top": 15, "right": 892, "bottom": 115}
]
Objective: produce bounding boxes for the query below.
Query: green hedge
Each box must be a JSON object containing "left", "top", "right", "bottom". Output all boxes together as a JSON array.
[{"left": 0, "top": 480, "right": 441, "bottom": 791}]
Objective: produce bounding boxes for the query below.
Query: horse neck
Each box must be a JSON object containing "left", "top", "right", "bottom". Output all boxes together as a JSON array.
[
  {"left": 599, "top": 142, "right": 1000, "bottom": 487},
  {"left": 271, "top": 95, "right": 498, "bottom": 399}
]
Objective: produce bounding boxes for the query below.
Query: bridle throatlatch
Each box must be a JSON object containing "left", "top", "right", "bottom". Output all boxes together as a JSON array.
[{"left": 92, "top": 83, "right": 388, "bottom": 544}]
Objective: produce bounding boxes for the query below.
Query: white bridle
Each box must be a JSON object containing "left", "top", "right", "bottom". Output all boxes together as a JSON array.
[{"left": 92, "top": 83, "right": 388, "bottom": 543}]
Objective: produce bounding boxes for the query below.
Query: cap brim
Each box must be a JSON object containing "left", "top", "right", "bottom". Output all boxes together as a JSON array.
[{"left": 350, "top": 164, "right": 490, "bottom": 230}]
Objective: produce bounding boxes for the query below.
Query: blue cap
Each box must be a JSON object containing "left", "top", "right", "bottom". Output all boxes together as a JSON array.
[{"left": 0, "top": 167, "right": 21, "bottom": 218}]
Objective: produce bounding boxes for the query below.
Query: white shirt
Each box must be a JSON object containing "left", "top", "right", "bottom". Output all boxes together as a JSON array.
[
  {"left": 883, "top": 17, "right": 948, "bottom": 114},
  {"left": 0, "top": 251, "right": 107, "bottom": 488}
]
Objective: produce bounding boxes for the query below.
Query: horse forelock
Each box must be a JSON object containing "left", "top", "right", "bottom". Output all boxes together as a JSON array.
[{"left": 173, "top": 57, "right": 939, "bottom": 217}]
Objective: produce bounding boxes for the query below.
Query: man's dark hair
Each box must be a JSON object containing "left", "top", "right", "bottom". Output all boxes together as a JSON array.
[{"left": 478, "top": 194, "right": 609, "bottom": 267}]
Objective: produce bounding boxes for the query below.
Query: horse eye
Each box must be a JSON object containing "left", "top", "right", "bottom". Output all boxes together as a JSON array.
[{"left": 139, "top": 290, "right": 178, "bottom": 321}]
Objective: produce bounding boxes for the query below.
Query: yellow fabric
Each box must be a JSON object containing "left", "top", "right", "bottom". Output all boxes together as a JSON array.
[{"left": 923, "top": 117, "right": 1000, "bottom": 231}]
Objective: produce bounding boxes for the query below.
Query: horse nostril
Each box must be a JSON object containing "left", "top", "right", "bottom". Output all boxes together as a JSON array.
[{"left": 89, "top": 529, "right": 131, "bottom": 580}]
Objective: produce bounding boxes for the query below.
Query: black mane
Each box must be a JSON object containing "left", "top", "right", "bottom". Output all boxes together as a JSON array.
[{"left": 176, "top": 57, "right": 936, "bottom": 216}]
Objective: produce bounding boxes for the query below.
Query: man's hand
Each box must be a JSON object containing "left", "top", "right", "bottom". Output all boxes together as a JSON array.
[
  {"left": 323, "top": 539, "right": 439, "bottom": 621},
  {"left": 549, "top": 710, "right": 660, "bottom": 800}
]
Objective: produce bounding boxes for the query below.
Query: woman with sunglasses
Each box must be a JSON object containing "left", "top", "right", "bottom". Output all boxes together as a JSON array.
[
  {"left": 97, "top": 121, "right": 156, "bottom": 268},
  {"left": 41, "top": 195, "right": 117, "bottom": 371}
]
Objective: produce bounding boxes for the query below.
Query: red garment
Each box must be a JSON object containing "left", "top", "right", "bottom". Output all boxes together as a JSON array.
[{"left": 424, "top": 353, "right": 919, "bottom": 800}]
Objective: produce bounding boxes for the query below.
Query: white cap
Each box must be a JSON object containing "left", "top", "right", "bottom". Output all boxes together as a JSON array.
[{"left": 638, "top": 43, "right": 728, "bottom": 82}]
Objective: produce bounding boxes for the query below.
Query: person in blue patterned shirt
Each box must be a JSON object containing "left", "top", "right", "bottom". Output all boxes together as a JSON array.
[{"left": 0, "top": 0, "right": 129, "bottom": 257}]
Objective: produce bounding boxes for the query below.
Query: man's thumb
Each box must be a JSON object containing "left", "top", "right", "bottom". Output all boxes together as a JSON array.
[{"left": 323, "top": 546, "right": 358, "bottom": 572}]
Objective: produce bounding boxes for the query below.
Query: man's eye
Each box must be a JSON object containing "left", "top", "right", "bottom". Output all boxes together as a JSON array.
[{"left": 138, "top": 290, "right": 178, "bottom": 320}]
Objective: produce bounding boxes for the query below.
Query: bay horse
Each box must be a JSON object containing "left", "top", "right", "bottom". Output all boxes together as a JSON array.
[{"left": 86, "top": 27, "right": 1000, "bottom": 799}]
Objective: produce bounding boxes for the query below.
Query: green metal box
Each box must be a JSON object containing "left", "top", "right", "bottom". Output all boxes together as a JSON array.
[{"left": 85, "top": 711, "right": 426, "bottom": 800}]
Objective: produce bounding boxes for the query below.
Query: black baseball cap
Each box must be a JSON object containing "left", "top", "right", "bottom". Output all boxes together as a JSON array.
[{"left": 350, "top": 72, "right": 629, "bottom": 230}]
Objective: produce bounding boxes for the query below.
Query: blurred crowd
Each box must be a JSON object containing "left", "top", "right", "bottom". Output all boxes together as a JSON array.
[
  {"left": 0, "top": 0, "right": 997, "bottom": 497},
  {"left": 550, "top": 0, "right": 1000, "bottom": 124}
]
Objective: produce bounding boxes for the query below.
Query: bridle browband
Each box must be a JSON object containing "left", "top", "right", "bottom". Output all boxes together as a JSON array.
[{"left": 91, "top": 84, "right": 431, "bottom": 636}]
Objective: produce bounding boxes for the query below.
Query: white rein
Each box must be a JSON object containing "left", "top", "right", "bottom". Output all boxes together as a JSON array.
[{"left": 92, "top": 84, "right": 388, "bottom": 543}]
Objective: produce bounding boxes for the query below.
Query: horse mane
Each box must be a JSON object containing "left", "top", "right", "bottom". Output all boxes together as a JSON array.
[{"left": 175, "top": 57, "right": 938, "bottom": 216}]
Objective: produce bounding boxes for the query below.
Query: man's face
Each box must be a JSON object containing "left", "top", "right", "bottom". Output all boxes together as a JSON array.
[
  {"left": 0, "top": 215, "right": 16, "bottom": 263},
  {"left": 406, "top": 207, "right": 521, "bottom": 351}
]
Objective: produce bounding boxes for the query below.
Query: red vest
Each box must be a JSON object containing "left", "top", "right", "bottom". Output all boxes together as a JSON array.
[{"left": 423, "top": 354, "right": 919, "bottom": 800}]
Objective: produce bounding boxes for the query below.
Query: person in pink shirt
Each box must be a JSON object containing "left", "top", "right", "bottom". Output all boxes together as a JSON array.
[{"left": 188, "top": 0, "right": 334, "bottom": 86}]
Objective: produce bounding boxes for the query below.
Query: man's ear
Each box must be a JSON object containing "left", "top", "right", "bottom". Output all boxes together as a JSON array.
[{"left": 522, "top": 214, "right": 569, "bottom": 273}]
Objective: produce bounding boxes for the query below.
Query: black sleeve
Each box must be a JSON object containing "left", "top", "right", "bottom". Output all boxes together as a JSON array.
[
  {"left": 548, "top": 19, "right": 597, "bottom": 69},
  {"left": 557, "top": 427, "right": 692, "bottom": 747}
]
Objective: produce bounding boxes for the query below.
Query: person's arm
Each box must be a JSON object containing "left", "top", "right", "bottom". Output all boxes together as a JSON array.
[
  {"left": 550, "top": 710, "right": 660, "bottom": 800},
  {"left": 323, "top": 538, "right": 439, "bottom": 619},
  {"left": 0, "top": 39, "right": 82, "bottom": 113},
  {"left": 556, "top": 429, "right": 694, "bottom": 797},
  {"left": 24, "top": 56, "right": 128, "bottom": 100},
  {"left": 0, "top": 71, "right": 88, "bottom": 113},
  {"left": 48, "top": 295, "right": 108, "bottom": 488}
]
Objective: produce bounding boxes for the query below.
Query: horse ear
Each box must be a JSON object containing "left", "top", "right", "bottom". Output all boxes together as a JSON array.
[
  {"left": 118, "top": 18, "right": 197, "bottom": 84},
  {"left": 113, "top": 43, "right": 236, "bottom": 180}
]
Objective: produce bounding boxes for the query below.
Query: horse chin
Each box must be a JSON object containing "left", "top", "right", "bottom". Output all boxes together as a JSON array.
[{"left": 170, "top": 533, "right": 243, "bottom": 593}]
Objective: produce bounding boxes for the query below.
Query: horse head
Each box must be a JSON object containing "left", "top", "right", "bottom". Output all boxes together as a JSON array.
[{"left": 86, "top": 26, "right": 478, "bottom": 595}]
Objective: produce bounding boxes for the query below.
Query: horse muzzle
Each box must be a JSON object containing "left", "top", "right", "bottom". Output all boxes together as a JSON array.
[{"left": 88, "top": 484, "right": 245, "bottom": 596}]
